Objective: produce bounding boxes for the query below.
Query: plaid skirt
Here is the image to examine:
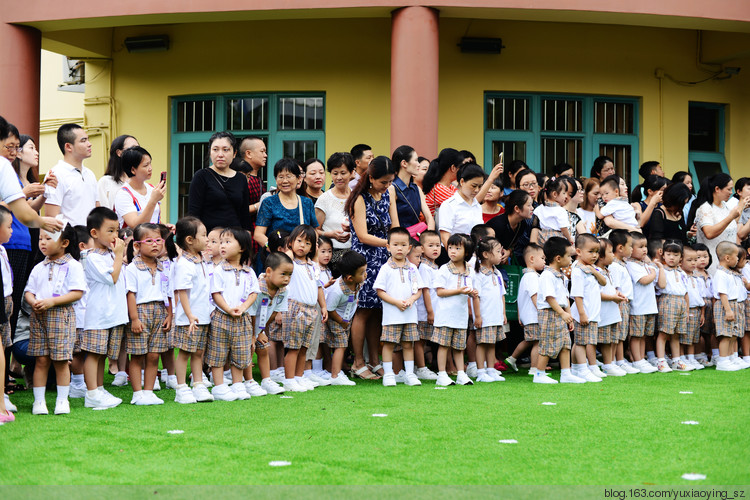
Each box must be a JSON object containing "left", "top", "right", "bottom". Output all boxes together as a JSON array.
[
  {"left": 324, "top": 320, "right": 350, "bottom": 349},
  {"left": 629, "top": 314, "right": 655, "bottom": 338},
  {"left": 476, "top": 325, "right": 505, "bottom": 344},
  {"left": 657, "top": 294, "right": 688, "bottom": 337},
  {"left": 538, "top": 309, "right": 572, "bottom": 357},
  {"left": 27, "top": 304, "right": 76, "bottom": 361},
  {"left": 680, "top": 307, "right": 702, "bottom": 345},
  {"left": 597, "top": 323, "right": 617, "bottom": 345},
  {"left": 381, "top": 323, "right": 419, "bottom": 344},
  {"left": 205, "top": 310, "right": 253, "bottom": 369},
  {"left": 701, "top": 298, "right": 715, "bottom": 335},
  {"left": 714, "top": 300, "right": 741, "bottom": 338},
  {"left": 418, "top": 321, "right": 434, "bottom": 341},
  {"left": 174, "top": 324, "right": 209, "bottom": 352},
  {"left": 80, "top": 325, "right": 125, "bottom": 358},
  {"left": 523, "top": 323, "right": 540, "bottom": 342},
  {"left": 617, "top": 301, "right": 630, "bottom": 341},
  {"left": 574, "top": 321, "right": 598, "bottom": 345},
  {"left": 0, "top": 296, "right": 12, "bottom": 348},
  {"left": 431, "top": 326, "right": 467, "bottom": 350},
  {"left": 282, "top": 299, "right": 320, "bottom": 350},
  {"left": 127, "top": 301, "right": 169, "bottom": 355}
]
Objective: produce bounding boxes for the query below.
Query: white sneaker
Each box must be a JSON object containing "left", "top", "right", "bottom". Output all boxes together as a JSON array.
[
  {"left": 404, "top": 372, "right": 422, "bottom": 386},
  {"left": 270, "top": 369, "right": 286, "bottom": 383},
  {"left": 636, "top": 360, "right": 657, "bottom": 373},
  {"left": 415, "top": 366, "right": 439, "bottom": 380},
  {"left": 175, "top": 385, "right": 197, "bottom": 404},
  {"left": 258, "top": 378, "right": 283, "bottom": 395},
  {"left": 466, "top": 364, "right": 478, "bottom": 378},
  {"left": 672, "top": 359, "right": 694, "bottom": 372},
  {"left": 305, "top": 372, "right": 331, "bottom": 386},
  {"left": 528, "top": 368, "right": 538, "bottom": 376},
  {"left": 560, "top": 371, "right": 587, "bottom": 383},
  {"left": 231, "top": 383, "right": 251, "bottom": 400},
  {"left": 143, "top": 392, "right": 164, "bottom": 405},
  {"left": 456, "top": 371, "right": 474, "bottom": 385},
  {"left": 152, "top": 378, "right": 161, "bottom": 391},
  {"left": 504, "top": 357, "right": 519, "bottom": 372},
  {"left": 580, "top": 369, "right": 602, "bottom": 382},
  {"left": 85, "top": 390, "right": 119, "bottom": 409},
  {"left": 313, "top": 369, "right": 331, "bottom": 381},
  {"left": 69, "top": 384, "right": 87, "bottom": 398},
  {"left": 32, "top": 400, "right": 49, "bottom": 415},
  {"left": 166, "top": 375, "right": 179, "bottom": 390},
  {"left": 619, "top": 362, "right": 640, "bottom": 374},
  {"left": 603, "top": 365, "right": 625, "bottom": 377},
  {"left": 4, "top": 394, "right": 17, "bottom": 413},
  {"left": 382, "top": 373, "right": 397, "bottom": 387},
  {"left": 296, "top": 377, "right": 316, "bottom": 390},
  {"left": 283, "top": 379, "right": 307, "bottom": 392},
  {"left": 436, "top": 372, "right": 455, "bottom": 386},
  {"left": 476, "top": 372, "right": 494, "bottom": 383},
  {"left": 647, "top": 357, "right": 659, "bottom": 367},
  {"left": 111, "top": 372, "right": 128, "bottom": 387},
  {"left": 733, "top": 357, "right": 750, "bottom": 369},
  {"left": 656, "top": 359, "right": 673, "bottom": 373},
  {"left": 716, "top": 360, "right": 741, "bottom": 372},
  {"left": 54, "top": 399, "right": 70, "bottom": 415},
  {"left": 131, "top": 391, "right": 145, "bottom": 405},
  {"left": 160, "top": 369, "right": 168, "bottom": 383},
  {"left": 100, "top": 388, "right": 123, "bottom": 406},
  {"left": 394, "top": 370, "right": 406, "bottom": 384},
  {"left": 190, "top": 375, "right": 213, "bottom": 389},
  {"left": 533, "top": 372, "right": 558, "bottom": 384},
  {"left": 589, "top": 365, "right": 608, "bottom": 378},
  {"left": 329, "top": 373, "right": 356, "bottom": 386},
  {"left": 689, "top": 359, "right": 705, "bottom": 370},
  {"left": 212, "top": 384, "right": 239, "bottom": 402},
  {"left": 489, "top": 368, "right": 506, "bottom": 382},
  {"left": 192, "top": 383, "right": 214, "bottom": 402}
]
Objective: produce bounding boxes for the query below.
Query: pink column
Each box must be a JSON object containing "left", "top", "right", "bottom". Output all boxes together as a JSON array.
[
  {"left": 391, "top": 7, "right": 439, "bottom": 159},
  {"left": 0, "top": 23, "right": 41, "bottom": 144}
]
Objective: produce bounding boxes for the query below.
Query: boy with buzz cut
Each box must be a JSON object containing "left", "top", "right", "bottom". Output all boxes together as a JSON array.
[
  {"left": 81, "top": 207, "right": 129, "bottom": 409},
  {"left": 533, "top": 237, "right": 586, "bottom": 384},
  {"left": 626, "top": 232, "right": 662, "bottom": 371},
  {"left": 506, "top": 243, "right": 544, "bottom": 376},
  {"left": 374, "top": 227, "right": 425, "bottom": 387},
  {"left": 713, "top": 241, "right": 743, "bottom": 371}
]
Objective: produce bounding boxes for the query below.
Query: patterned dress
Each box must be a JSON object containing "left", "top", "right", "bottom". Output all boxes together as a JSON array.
[{"left": 351, "top": 190, "right": 391, "bottom": 309}]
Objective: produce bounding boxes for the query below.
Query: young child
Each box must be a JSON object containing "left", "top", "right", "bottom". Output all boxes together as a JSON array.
[
  {"left": 173, "top": 216, "right": 213, "bottom": 403},
  {"left": 533, "top": 178, "right": 573, "bottom": 245},
  {"left": 158, "top": 223, "right": 179, "bottom": 389},
  {"left": 731, "top": 245, "right": 750, "bottom": 369},
  {"left": 68, "top": 226, "right": 94, "bottom": 399},
  {"left": 741, "top": 247, "right": 750, "bottom": 367},
  {"left": 596, "top": 238, "right": 627, "bottom": 376},
  {"left": 25, "top": 224, "right": 86, "bottom": 415},
  {"left": 245, "top": 251, "right": 293, "bottom": 395},
  {"left": 599, "top": 175, "right": 639, "bottom": 232},
  {"left": 570, "top": 233, "right": 609, "bottom": 381},
  {"left": 472, "top": 237, "right": 507, "bottom": 382},
  {"left": 655, "top": 241, "right": 690, "bottom": 372},
  {"left": 305, "top": 235, "right": 335, "bottom": 386},
  {"left": 125, "top": 223, "right": 173, "bottom": 405},
  {"left": 693, "top": 243, "right": 715, "bottom": 366},
  {"left": 374, "top": 227, "right": 425, "bottom": 387},
  {"left": 0, "top": 207, "right": 15, "bottom": 420},
  {"left": 205, "top": 227, "right": 224, "bottom": 270},
  {"left": 680, "top": 245, "right": 706, "bottom": 370},
  {"left": 626, "top": 232, "right": 661, "bottom": 371},
  {"left": 432, "top": 233, "right": 476, "bottom": 386},
  {"left": 506, "top": 244, "right": 545, "bottom": 376},
  {"left": 81, "top": 207, "right": 129, "bottom": 409},
  {"left": 206, "top": 228, "right": 259, "bottom": 401},
  {"left": 325, "top": 250, "right": 366, "bottom": 385},
  {"left": 533, "top": 237, "right": 585, "bottom": 384},
  {"left": 415, "top": 230, "right": 441, "bottom": 380},
  {"left": 713, "top": 241, "right": 743, "bottom": 371},
  {"left": 283, "top": 224, "right": 327, "bottom": 392}
]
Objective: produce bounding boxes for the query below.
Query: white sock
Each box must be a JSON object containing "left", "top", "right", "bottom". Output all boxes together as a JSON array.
[
  {"left": 457, "top": 370, "right": 467, "bottom": 376},
  {"left": 572, "top": 363, "right": 586, "bottom": 372},
  {"left": 743, "top": 356, "right": 750, "bottom": 362},
  {"left": 467, "top": 361, "right": 477, "bottom": 369},
  {"left": 87, "top": 389, "right": 99, "bottom": 398},
  {"left": 168, "top": 375, "right": 177, "bottom": 382},
  {"left": 404, "top": 360, "right": 414, "bottom": 374},
  {"left": 438, "top": 370, "right": 448, "bottom": 377},
  {"left": 294, "top": 376, "right": 305, "bottom": 384},
  {"left": 529, "top": 367, "right": 538, "bottom": 375},
  {"left": 117, "top": 371, "right": 127, "bottom": 378},
  {"left": 312, "top": 359, "right": 323, "bottom": 371},
  {"left": 56, "top": 385, "right": 69, "bottom": 401},
  {"left": 717, "top": 356, "right": 726, "bottom": 364},
  {"left": 712, "top": 348, "right": 720, "bottom": 358},
  {"left": 71, "top": 374, "right": 84, "bottom": 386},
  {"left": 303, "top": 369, "right": 312, "bottom": 377},
  {"left": 507, "top": 355, "right": 517, "bottom": 363},
  {"left": 687, "top": 354, "right": 695, "bottom": 361},
  {"left": 658, "top": 357, "right": 666, "bottom": 363},
  {"left": 730, "top": 352, "right": 738, "bottom": 360},
  {"left": 215, "top": 383, "right": 228, "bottom": 391},
  {"left": 588, "top": 364, "right": 598, "bottom": 371},
  {"left": 560, "top": 368, "right": 571, "bottom": 376},
  {"left": 262, "top": 377, "right": 273, "bottom": 383},
  {"left": 284, "top": 378, "right": 295, "bottom": 385},
  {"left": 647, "top": 351, "right": 656, "bottom": 360},
  {"left": 383, "top": 362, "right": 393, "bottom": 375},
  {"left": 680, "top": 355, "right": 688, "bottom": 362},
  {"left": 616, "top": 359, "right": 627, "bottom": 366},
  {"left": 477, "top": 368, "right": 486, "bottom": 376},
  {"left": 133, "top": 390, "right": 143, "bottom": 397},
  {"left": 33, "top": 386, "right": 45, "bottom": 403}
]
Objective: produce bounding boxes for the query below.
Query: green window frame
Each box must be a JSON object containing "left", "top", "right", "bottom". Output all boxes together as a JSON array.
[
  {"left": 484, "top": 93, "right": 640, "bottom": 188},
  {"left": 170, "top": 93, "right": 325, "bottom": 221},
  {"left": 687, "top": 102, "right": 729, "bottom": 184}
]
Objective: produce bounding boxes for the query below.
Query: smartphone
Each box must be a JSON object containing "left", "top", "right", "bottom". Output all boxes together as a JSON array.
[
  {"left": 160, "top": 171, "right": 167, "bottom": 183},
  {"left": 499, "top": 152, "right": 504, "bottom": 163}
]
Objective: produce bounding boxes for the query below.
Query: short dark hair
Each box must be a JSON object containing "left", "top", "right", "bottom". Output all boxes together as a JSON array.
[
  {"left": 288, "top": 224, "right": 317, "bottom": 258},
  {"left": 265, "top": 251, "right": 293, "bottom": 271},
  {"left": 273, "top": 158, "right": 302, "bottom": 178},
  {"left": 663, "top": 240, "right": 683, "bottom": 255},
  {"left": 609, "top": 229, "right": 632, "bottom": 252},
  {"left": 523, "top": 243, "right": 544, "bottom": 266},
  {"left": 630, "top": 231, "right": 647, "bottom": 244},
  {"left": 86, "top": 207, "right": 118, "bottom": 232},
  {"left": 387, "top": 226, "right": 411, "bottom": 243},
  {"left": 327, "top": 152, "right": 355, "bottom": 173},
  {"left": 575, "top": 233, "right": 599, "bottom": 248},
  {"left": 318, "top": 235, "right": 333, "bottom": 250},
  {"left": 639, "top": 161, "right": 661, "bottom": 180},
  {"left": 74, "top": 225, "right": 93, "bottom": 246},
  {"left": 59, "top": 223, "right": 81, "bottom": 260},
  {"left": 419, "top": 229, "right": 440, "bottom": 244},
  {"left": 208, "top": 131, "right": 236, "bottom": 152},
  {"left": 221, "top": 227, "right": 254, "bottom": 266},
  {"left": 350, "top": 144, "right": 372, "bottom": 161},
  {"left": 337, "top": 250, "right": 367, "bottom": 278},
  {"left": 598, "top": 238, "right": 612, "bottom": 259},
  {"left": 543, "top": 236, "right": 571, "bottom": 262},
  {"left": 692, "top": 242, "right": 712, "bottom": 269},
  {"left": 121, "top": 146, "right": 151, "bottom": 177},
  {"left": 57, "top": 123, "right": 83, "bottom": 155},
  {"left": 4, "top": 123, "right": 19, "bottom": 141},
  {"left": 238, "top": 135, "right": 264, "bottom": 158},
  {"left": 647, "top": 238, "right": 663, "bottom": 260},
  {"left": 0, "top": 115, "right": 8, "bottom": 139},
  {"left": 599, "top": 175, "right": 621, "bottom": 193},
  {"left": 470, "top": 224, "right": 492, "bottom": 245},
  {"left": 446, "top": 233, "right": 474, "bottom": 262},
  {"left": 175, "top": 216, "right": 204, "bottom": 251},
  {"left": 0, "top": 205, "right": 11, "bottom": 226}
]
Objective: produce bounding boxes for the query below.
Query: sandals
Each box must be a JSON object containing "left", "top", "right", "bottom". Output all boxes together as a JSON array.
[
  {"left": 0, "top": 410, "right": 15, "bottom": 423},
  {"left": 351, "top": 366, "right": 380, "bottom": 380},
  {"left": 368, "top": 364, "right": 384, "bottom": 377}
]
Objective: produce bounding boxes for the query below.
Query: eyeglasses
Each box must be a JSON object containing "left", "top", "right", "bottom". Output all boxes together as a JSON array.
[
  {"left": 137, "top": 238, "right": 164, "bottom": 245},
  {"left": 520, "top": 182, "right": 538, "bottom": 189},
  {"left": 2, "top": 145, "right": 21, "bottom": 152}
]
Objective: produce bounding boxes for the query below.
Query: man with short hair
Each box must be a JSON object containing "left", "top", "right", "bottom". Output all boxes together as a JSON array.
[
  {"left": 239, "top": 136, "right": 267, "bottom": 217},
  {"left": 349, "top": 143, "right": 373, "bottom": 189},
  {"left": 44, "top": 124, "right": 98, "bottom": 226}
]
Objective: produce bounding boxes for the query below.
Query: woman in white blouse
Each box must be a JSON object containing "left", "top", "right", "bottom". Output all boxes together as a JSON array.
[
  {"left": 438, "top": 163, "right": 487, "bottom": 247},
  {"left": 315, "top": 152, "right": 355, "bottom": 268}
]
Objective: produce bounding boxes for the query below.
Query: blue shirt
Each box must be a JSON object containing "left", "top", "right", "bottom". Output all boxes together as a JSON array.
[
  {"left": 393, "top": 176, "right": 422, "bottom": 227},
  {"left": 256, "top": 194, "right": 318, "bottom": 233},
  {"left": 5, "top": 175, "right": 31, "bottom": 251}
]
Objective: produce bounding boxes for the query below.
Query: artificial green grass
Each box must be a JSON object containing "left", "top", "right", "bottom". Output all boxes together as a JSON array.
[{"left": 1, "top": 368, "right": 748, "bottom": 486}]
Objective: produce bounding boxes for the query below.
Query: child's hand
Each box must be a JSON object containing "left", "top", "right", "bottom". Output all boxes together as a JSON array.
[
  {"left": 579, "top": 313, "right": 589, "bottom": 326},
  {"left": 504, "top": 314, "right": 508, "bottom": 325},
  {"left": 113, "top": 237, "right": 126, "bottom": 256},
  {"left": 561, "top": 311, "right": 574, "bottom": 325},
  {"left": 162, "top": 314, "right": 172, "bottom": 332},
  {"left": 699, "top": 311, "right": 705, "bottom": 327},
  {"left": 230, "top": 308, "right": 243, "bottom": 318},
  {"left": 33, "top": 298, "right": 55, "bottom": 312},
  {"left": 187, "top": 314, "right": 198, "bottom": 334},
  {"left": 275, "top": 314, "right": 283, "bottom": 325},
  {"left": 616, "top": 291, "right": 628, "bottom": 303},
  {"left": 474, "top": 316, "right": 483, "bottom": 329},
  {"left": 726, "top": 310, "right": 735, "bottom": 322},
  {"left": 325, "top": 278, "right": 336, "bottom": 288},
  {"left": 397, "top": 300, "right": 409, "bottom": 312},
  {"left": 131, "top": 319, "right": 144, "bottom": 334},
  {"left": 469, "top": 289, "right": 479, "bottom": 299},
  {"left": 499, "top": 247, "right": 511, "bottom": 264},
  {"left": 257, "top": 331, "right": 269, "bottom": 346},
  {"left": 320, "top": 309, "right": 328, "bottom": 323},
  {"left": 427, "top": 311, "right": 434, "bottom": 324}
]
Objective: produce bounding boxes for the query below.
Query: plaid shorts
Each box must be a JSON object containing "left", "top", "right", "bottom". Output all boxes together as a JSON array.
[
  {"left": 714, "top": 300, "right": 741, "bottom": 338},
  {"left": 174, "top": 324, "right": 209, "bottom": 352},
  {"left": 476, "top": 325, "right": 505, "bottom": 344},
  {"left": 306, "top": 313, "right": 323, "bottom": 361},
  {"left": 745, "top": 300, "right": 750, "bottom": 333},
  {"left": 324, "top": 320, "right": 350, "bottom": 349},
  {"left": 81, "top": 324, "right": 125, "bottom": 358},
  {"left": 206, "top": 310, "right": 253, "bottom": 369},
  {"left": 657, "top": 294, "right": 688, "bottom": 337},
  {"left": 597, "top": 323, "right": 617, "bottom": 344},
  {"left": 733, "top": 301, "right": 745, "bottom": 338},
  {"left": 538, "top": 228, "right": 565, "bottom": 246},
  {"left": 127, "top": 301, "right": 169, "bottom": 355},
  {"left": 680, "top": 307, "right": 702, "bottom": 345},
  {"left": 431, "top": 326, "right": 467, "bottom": 350},
  {"left": 574, "top": 321, "right": 598, "bottom": 345},
  {"left": 0, "top": 296, "right": 12, "bottom": 348},
  {"left": 381, "top": 323, "right": 419, "bottom": 344},
  {"left": 73, "top": 328, "right": 84, "bottom": 354},
  {"left": 523, "top": 323, "right": 540, "bottom": 342},
  {"left": 538, "top": 309, "right": 572, "bottom": 357},
  {"left": 701, "top": 298, "right": 715, "bottom": 335},
  {"left": 629, "top": 314, "right": 655, "bottom": 338},
  {"left": 27, "top": 305, "right": 76, "bottom": 361},
  {"left": 418, "top": 321, "right": 434, "bottom": 341},
  {"left": 617, "top": 301, "right": 630, "bottom": 341},
  {"left": 267, "top": 317, "right": 284, "bottom": 342},
  {"left": 282, "top": 300, "right": 320, "bottom": 350}
]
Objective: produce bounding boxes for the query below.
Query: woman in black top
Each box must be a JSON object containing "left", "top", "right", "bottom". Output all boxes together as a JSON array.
[
  {"left": 486, "top": 189, "right": 535, "bottom": 264},
  {"left": 649, "top": 182, "right": 692, "bottom": 244},
  {"left": 188, "top": 131, "right": 251, "bottom": 232}
]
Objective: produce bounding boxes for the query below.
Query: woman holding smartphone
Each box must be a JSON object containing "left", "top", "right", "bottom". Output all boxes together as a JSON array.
[{"left": 114, "top": 146, "right": 166, "bottom": 228}]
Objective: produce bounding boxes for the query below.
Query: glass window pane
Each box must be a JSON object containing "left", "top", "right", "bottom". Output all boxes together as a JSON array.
[
  {"left": 491, "top": 141, "right": 526, "bottom": 165},
  {"left": 226, "top": 97, "right": 268, "bottom": 131},
  {"left": 178, "top": 142, "right": 208, "bottom": 218},
  {"left": 542, "top": 99, "right": 582, "bottom": 132},
  {"left": 599, "top": 144, "right": 632, "bottom": 189},
  {"left": 693, "top": 161, "right": 723, "bottom": 182},
  {"left": 283, "top": 140, "right": 318, "bottom": 163},
  {"left": 279, "top": 97, "right": 324, "bottom": 130},
  {"left": 541, "top": 138, "right": 582, "bottom": 176},
  {"left": 486, "top": 97, "right": 529, "bottom": 131},
  {"left": 176, "top": 100, "right": 215, "bottom": 132},
  {"left": 689, "top": 105, "right": 720, "bottom": 152},
  {"left": 595, "top": 102, "right": 634, "bottom": 134}
]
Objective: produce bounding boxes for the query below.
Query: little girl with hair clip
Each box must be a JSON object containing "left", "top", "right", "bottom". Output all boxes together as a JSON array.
[
  {"left": 472, "top": 237, "right": 507, "bottom": 383},
  {"left": 532, "top": 177, "right": 573, "bottom": 245}
]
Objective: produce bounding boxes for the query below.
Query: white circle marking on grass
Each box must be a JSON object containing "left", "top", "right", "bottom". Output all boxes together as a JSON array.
[
  {"left": 541, "top": 402, "right": 556, "bottom": 406},
  {"left": 167, "top": 430, "right": 184, "bottom": 434},
  {"left": 679, "top": 391, "right": 693, "bottom": 394},
  {"left": 92, "top": 407, "right": 110, "bottom": 411},
  {"left": 498, "top": 439, "right": 518, "bottom": 444},
  {"left": 372, "top": 413, "right": 388, "bottom": 417},
  {"left": 434, "top": 387, "right": 447, "bottom": 390},
  {"left": 681, "top": 473, "right": 706, "bottom": 481},
  {"left": 680, "top": 373, "right": 691, "bottom": 376},
  {"left": 279, "top": 396, "right": 293, "bottom": 399},
  {"left": 269, "top": 461, "right": 292, "bottom": 467},
  {"left": 681, "top": 421, "right": 699, "bottom": 425}
]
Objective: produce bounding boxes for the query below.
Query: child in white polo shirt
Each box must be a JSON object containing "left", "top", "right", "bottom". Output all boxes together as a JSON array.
[
  {"left": 713, "top": 241, "right": 743, "bottom": 371},
  {"left": 598, "top": 175, "right": 639, "bottom": 231},
  {"left": 680, "top": 245, "right": 705, "bottom": 370},
  {"left": 731, "top": 245, "right": 750, "bottom": 368},
  {"left": 375, "top": 227, "right": 425, "bottom": 387},
  {"left": 472, "top": 237, "right": 507, "bottom": 383},
  {"left": 626, "top": 232, "right": 662, "bottom": 371},
  {"left": 596, "top": 238, "right": 628, "bottom": 376},
  {"left": 506, "top": 244, "right": 545, "bottom": 376},
  {"left": 655, "top": 241, "right": 690, "bottom": 372},
  {"left": 415, "top": 230, "right": 441, "bottom": 380}
]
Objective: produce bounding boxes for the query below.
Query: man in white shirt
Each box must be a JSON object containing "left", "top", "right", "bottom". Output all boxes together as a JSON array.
[
  {"left": 348, "top": 144, "right": 373, "bottom": 189},
  {"left": 44, "top": 124, "right": 99, "bottom": 226}
]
